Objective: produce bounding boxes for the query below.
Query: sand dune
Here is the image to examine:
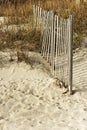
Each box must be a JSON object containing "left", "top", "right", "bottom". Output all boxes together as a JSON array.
[{"left": 0, "top": 49, "right": 87, "bottom": 130}]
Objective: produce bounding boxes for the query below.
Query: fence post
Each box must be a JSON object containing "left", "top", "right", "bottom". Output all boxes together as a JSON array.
[{"left": 68, "top": 15, "right": 73, "bottom": 95}]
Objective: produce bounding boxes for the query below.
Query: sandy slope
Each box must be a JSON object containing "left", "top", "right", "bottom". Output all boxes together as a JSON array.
[{"left": 0, "top": 50, "right": 87, "bottom": 130}]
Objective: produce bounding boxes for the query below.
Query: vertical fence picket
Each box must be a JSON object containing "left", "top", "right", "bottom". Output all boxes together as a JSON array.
[
  {"left": 41, "top": 10, "right": 46, "bottom": 58},
  {"left": 50, "top": 11, "right": 54, "bottom": 73},
  {"left": 47, "top": 12, "right": 50, "bottom": 62},
  {"left": 62, "top": 19, "right": 66, "bottom": 85},
  {"left": 61, "top": 18, "right": 63, "bottom": 81},
  {"left": 62, "top": 18, "right": 64, "bottom": 83},
  {"left": 68, "top": 15, "right": 73, "bottom": 94},
  {"left": 52, "top": 15, "right": 56, "bottom": 74},
  {"left": 59, "top": 18, "right": 61, "bottom": 80},
  {"left": 56, "top": 15, "right": 58, "bottom": 58},
  {"left": 41, "top": 9, "right": 44, "bottom": 56},
  {"left": 55, "top": 15, "right": 59, "bottom": 76},
  {"left": 45, "top": 11, "right": 48, "bottom": 60},
  {"left": 48, "top": 12, "right": 52, "bottom": 64},
  {"left": 43, "top": 11, "right": 47, "bottom": 58}
]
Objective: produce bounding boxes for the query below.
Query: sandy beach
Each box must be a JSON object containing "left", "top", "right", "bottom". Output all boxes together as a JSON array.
[{"left": 0, "top": 49, "right": 87, "bottom": 130}]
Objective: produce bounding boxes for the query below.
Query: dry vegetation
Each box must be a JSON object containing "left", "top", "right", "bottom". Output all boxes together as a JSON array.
[
  {"left": 0, "top": 29, "right": 41, "bottom": 51},
  {"left": 0, "top": 0, "right": 87, "bottom": 52}
]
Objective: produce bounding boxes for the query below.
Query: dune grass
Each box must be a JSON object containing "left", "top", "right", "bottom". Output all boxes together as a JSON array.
[
  {"left": 0, "top": 29, "right": 41, "bottom": 52},
  {"left": 0, "top": 0, "right": 87, "bottom": 51}
]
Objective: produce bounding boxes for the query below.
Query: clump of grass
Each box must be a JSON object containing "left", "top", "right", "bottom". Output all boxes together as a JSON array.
[
  {"left": 0, "top": 29, "right": 41, "bottom": 52},
  {"left": 73, "top": 33, "right": 82, "bottom": 49},
  {"left": 16, "top": 49, "right": 28, "bottom": 62},
  {"left": 0, "top": 28, "right": 41, "bottom": 65}
]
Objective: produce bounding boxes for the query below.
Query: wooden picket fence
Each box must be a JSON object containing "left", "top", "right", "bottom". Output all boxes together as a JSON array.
[{"left": 33, "top": 5, "right": 73, "bottom": 94}]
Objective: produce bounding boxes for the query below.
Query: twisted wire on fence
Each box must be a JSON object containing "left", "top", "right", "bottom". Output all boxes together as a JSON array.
[{"left": 33, "top": 5, "right": 73, "bottom": 94}]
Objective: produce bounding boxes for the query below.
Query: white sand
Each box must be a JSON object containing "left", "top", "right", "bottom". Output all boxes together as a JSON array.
[{"left": 0, "top": 50, "right": 87, "bottom": 130}]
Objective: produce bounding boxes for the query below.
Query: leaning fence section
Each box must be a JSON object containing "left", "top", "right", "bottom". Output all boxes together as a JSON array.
[{"left": 33, "top": 5, "right": 73, "bottom": 94}]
